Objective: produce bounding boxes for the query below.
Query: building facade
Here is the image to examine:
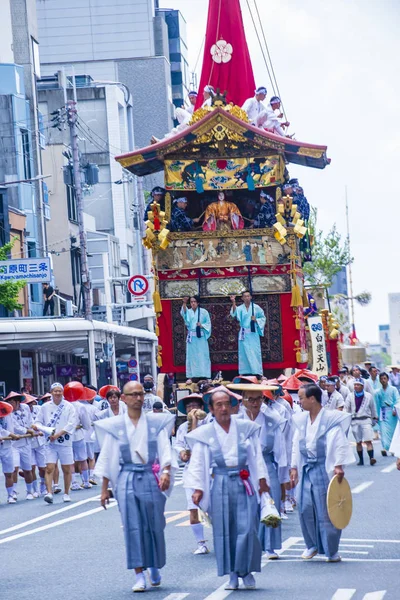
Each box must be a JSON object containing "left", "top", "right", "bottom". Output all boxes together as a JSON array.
[
  {"left": 379, "top": 324, "right": 391, "bottom": 356},
  {"left": 389, "top": 293, "right": 400, "bottom": 364}
]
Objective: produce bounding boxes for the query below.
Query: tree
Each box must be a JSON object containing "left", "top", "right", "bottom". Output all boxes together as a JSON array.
[
  {"left": 303, "top": 208, "right": 352, "bottom": 289},
  {"left": 0, "top": 239, "right": 26, "bottom": 312}
]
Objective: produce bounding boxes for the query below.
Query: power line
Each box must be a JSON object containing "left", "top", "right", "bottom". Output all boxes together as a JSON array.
[{"left": 245, "top": 0, "right": 277, "bottom": 96}]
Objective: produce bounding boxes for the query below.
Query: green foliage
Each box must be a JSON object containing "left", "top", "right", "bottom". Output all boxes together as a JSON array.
[
  {"left": 303, "top": 208, "right": 352, "bottom": 289},
  {"left": 0, "top": 238, "right": 26, "bottom": 312}
]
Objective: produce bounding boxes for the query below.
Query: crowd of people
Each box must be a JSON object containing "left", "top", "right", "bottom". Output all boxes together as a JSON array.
[{"left": 2, "top": 360, "right": 400, "bottom": 592}]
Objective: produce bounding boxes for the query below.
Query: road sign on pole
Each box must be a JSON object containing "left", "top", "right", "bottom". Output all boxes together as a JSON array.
[{"left": 127, "top": 275, "right": 149, "bottom": 297}]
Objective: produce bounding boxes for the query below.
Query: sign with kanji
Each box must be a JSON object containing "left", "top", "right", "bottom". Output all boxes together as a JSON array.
[
  {"left": 0, "top": 257, "right": 51, "bottom": 283},
  {"left": 308, "top": 316, "right": 328, "bottom": 376}
]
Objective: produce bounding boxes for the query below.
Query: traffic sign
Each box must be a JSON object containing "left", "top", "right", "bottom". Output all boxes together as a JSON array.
[
  {"left": 129, "top": 373, "right": 138, "bottom": 381},
  {"left": 128, "top": 359, "right": 138, "bottom": 368},
  {"left": 127, "top": 275, "right": 149, "bottom": 297}
]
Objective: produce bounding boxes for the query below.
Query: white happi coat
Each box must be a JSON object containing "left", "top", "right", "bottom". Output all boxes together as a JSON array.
[{"left": 34, "top": 399, "right": 78, "bottom": 446}]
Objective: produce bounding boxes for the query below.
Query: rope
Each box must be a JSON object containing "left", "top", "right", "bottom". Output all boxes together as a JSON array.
[{"left": 245, "top": 0, "right": 276, "bottom": 95}]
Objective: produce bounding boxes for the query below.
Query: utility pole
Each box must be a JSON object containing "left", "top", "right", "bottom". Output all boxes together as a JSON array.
[{"left": 66, "top": 74, "right": 92, "bottom": 320}]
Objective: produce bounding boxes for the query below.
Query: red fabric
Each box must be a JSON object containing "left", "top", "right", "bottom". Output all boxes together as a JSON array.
[
  {"left": 328, "top": 339, "right": 340, "bottom": 375},
  {"left": 281, "top": 375, "right": 303, "bottom": 391},
  {"left": 195, "top": 0, "right": 256, "bottom": 109},
  {"left": 158, "top": 292, "right": 299, "bottom": 375}
]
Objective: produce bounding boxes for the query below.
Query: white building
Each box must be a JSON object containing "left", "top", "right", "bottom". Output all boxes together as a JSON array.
[{"left": 388, "top": 294, "right": 400, "bottom": 363}]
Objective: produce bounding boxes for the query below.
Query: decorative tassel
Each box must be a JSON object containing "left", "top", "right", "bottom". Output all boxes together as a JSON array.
[
  {"left": 155, "top": 321, "right": 160, "bottom": 337},
  {"left": 295, "top": 316, "right": 301, "bottom": 329},
  {"left": 296, "top": 349, "right": 302, "bottom": 363},
  {"left": 153, "top": 290, "right": 163, "bottom": 314},
  {"left": 291, "top": 282, "right": 303, "bottom": 307},
  {"left": 302, "top": 287, "right": 309, "bottom": 307},
  {"left": 157, "top": 345, "right": 163, "bottom": 368}
]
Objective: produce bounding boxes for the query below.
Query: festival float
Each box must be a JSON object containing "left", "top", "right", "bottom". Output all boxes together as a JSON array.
[{"left": 116, "top": 0, "right": 339, "bottom": 381}]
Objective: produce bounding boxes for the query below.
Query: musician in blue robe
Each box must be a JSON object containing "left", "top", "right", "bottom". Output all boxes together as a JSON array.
[
  {"left": 253, "top": 191, "right": 277, "bottom": 228},
  {"left": 170, "top": 197, "right": 200, "bottom": 232},
  {"left": 180, "top": 295, "right": 212, "bottom": 379},
  {"left": 375, "top": 372, "right": 399, "bottom": 454},
  {"left": 230, "top": 290, "right": 266, "bottom": 376},
  {"left": 94, "top": 381, "right": 175, "bottom": 593},
  {"left": 290, "top": 384, "right": 354, "bottom": 563},
  {"left": 184, "top": 386, "right": 269, "bottom": 590}
]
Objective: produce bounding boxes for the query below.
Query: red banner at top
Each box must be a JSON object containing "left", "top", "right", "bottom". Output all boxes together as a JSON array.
[{"left": 195, "top": 0, "right": 256, "bottom": 109}]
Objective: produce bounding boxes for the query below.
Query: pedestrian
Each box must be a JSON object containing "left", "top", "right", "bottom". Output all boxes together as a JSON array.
[
  {"left": 32, "top": 382, "right": 78, "bottom": 504},
  {"left": 174, "top": 393, "right": 209, "bottom": 555},
  {"left": 290, "top": 384, "right": 354, "bottom": 562},
  {"left": 24, "top": 394, "right": 47, "bottom": 496},
  {"left": 185, "top": 386, "right": 269, "bottom": 590},
  {"left": 0, "top": 399, "right": 20, "bottom": 504},
  {"left": 95, "top": 381, "right": 175, "bottom": 593},
  {"left": 375, "top": 372, "right": 399, "bottom": 456},
  {"left": 345, "top": 378, "right": 378, "bottom": 465},
  {"left": 42, "top": 282, "right": 55, "bottom": 316},
  {"left": 6, "top": 391, "right": 36, "bottom": 500},
  {"left": 69, "top": 386, "right": 93, "bottom": 491}
]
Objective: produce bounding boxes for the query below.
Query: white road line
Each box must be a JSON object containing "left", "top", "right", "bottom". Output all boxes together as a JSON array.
[
  {"left": 174, "top": 481, "right": 184, "bottom": 486},
  {"left": 292, "top": 543, "right": 374, "bottom": 549},
  {"left": 352, "top": 481, "right": 373, "bottom": 494},
  {"left": 337, "top": 551, "right": 369, "bottom": 555},
  {"left": 363, "top": 592, "right": 386, "bottom": 599},
  {"left": 331, "top": 590, "right": 356, "bottom": 600},
  {"left": 341, "top": 538, "right": 400, "bottom": 543},
  {"left": 165, "top": 511, "right": 188, "bottom": 524},
  {"left": 162, "top": 595, "right": 190, "bottom": 600},
  {"left": 0, "top": 503, "right": 117, "bottom": 545},
  {"left": 0, "top": 494, "right": 101, "bottom": 536},
  {"left": 381, "top": 462, "right": 397, "bottom": 473}
]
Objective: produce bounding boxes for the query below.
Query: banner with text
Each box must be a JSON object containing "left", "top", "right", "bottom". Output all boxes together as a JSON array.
[{"left": 308, "top": 316, "right": 328, "bottom": 376}]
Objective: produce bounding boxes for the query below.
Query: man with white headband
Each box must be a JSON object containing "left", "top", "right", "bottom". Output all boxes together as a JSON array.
[
  {"left": 241, "top": 87, "right": 267, "bottom": 125},
  {"left": 202, "top": 85, "right": 215, "bottom": 107},
  {"left": 32, "top": 383, "right": 78, "bottom": 504},
  {"left": 257, "top": 96, "right": 290, "bottom": 136}
]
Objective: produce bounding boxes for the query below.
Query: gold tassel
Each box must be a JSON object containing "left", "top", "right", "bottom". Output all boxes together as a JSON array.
[
  {"left": 155, "top": 321, "right": 160, "bottom": 337},
  {"left": 295, "top": 316, "right": 301, "bottom": 329},
  {"left": 296, "top": 349, "right": 302, "bottom": 363},
  {"left": 291, "top": 282, "right": 303, "bottom": 307},
  {"left": 302, "top": 287, "right": 309, "bottom": 307},
  {"left": 153, "top": 290, "right": 163, "bottom": 314},
  {"left": 157, "top": 345, "right": 163, "bottom": 368}
]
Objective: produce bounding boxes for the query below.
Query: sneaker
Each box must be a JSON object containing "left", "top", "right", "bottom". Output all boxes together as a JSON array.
[
  {"left": 242, "top": 573, "right": 256, "bottom": 589},
  {"left": 71, "top": 482, "right": 82, "bottom": 491},
  {"left": 193, "top": 543, "right": 209, "bottom": 555},
  {"left": 82, "top": 482, "right": 92, "bottom": 489},
  {"left": 7, "top": 496, "right": 17, "bottom": 504},
  {"left": 12, "top": 490, "right": 18, "bottom": 499},
  {"left": 63, "top": 494, "right": 72, "bottom": 503},
  {"left": 44, "top": 493, "right": 54, "bottom": 504},
  {"left": 326, "top": 553, "right": 341, "bottom": 563},
  {"left": 284, "top": 499, "right": 294, "bottom": 513},
  {"left": 132, "top": 578, "right": 147, "bottom": 593},
  {"left": 33, "top": 491, "right": 39, "bottom": 498},
  {"left": 301, "top": 547, "right": 318, "bottom": 560},
  {"left": 89, "top": 478, "right": 98, "bottom": 486},
  {"left": 280, "top": 512, "right": 288, "bottom": 520},
  {"left": 53, "top": 485, "right": 62, "bottom": 494},
  {"left": 26, "top": 493, "right": 34, "bottom": 500},
  {"left": 265, "top": 551, "right": 279, "bottom": 560}
]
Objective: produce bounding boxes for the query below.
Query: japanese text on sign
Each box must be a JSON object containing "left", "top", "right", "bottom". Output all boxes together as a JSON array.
[
  {"left": 0, "top": 258, "right": 51, "bottom": 283},
  {"left": 308, "top": 316, "right": 328, "bottom": 376}
]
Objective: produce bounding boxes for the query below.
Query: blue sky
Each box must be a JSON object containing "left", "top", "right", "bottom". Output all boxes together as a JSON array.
[{"left": 160, "top": 0, "right": 400, "bottom": 344}]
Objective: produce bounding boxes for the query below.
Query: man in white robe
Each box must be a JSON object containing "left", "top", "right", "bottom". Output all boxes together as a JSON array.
[
  {"left": 324, "top": 378, "right": 345, "bottom": 411},
  {"left": 257, "top": 96, "right": 290, "bottom": 136},
  {"left": 242, "top": 86, "right": 267, "bottom": 125}
]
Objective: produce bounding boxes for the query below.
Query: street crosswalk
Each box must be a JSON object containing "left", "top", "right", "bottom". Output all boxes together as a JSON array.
[
  {"left": 331, "top": 591, "right": 386, "bottom": 600},
  {"left": 156, "top": 589, "right": 387, "bottom": 600}
]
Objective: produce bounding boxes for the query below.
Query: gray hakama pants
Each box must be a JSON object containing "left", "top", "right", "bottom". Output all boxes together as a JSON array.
[
  {"left": 258, "top": 452, "right": 282, "bottom": 551},
  {"left": 298, "top": 459, "right": 341, "bottom": 557},
  {"left": 117, "top": 463, "right": 167, "bottom": 570},
  {"left": 211, "top": 466, "right": 262, "bottom": 577}
]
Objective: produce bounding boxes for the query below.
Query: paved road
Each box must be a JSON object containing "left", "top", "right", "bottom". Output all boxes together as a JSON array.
[{"left": 1, "top": 442, "right": 399, "bottom": 600}]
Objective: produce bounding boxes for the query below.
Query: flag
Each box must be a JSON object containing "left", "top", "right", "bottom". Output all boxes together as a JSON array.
[{"left": 195, "top": 0, "right": 256, "bottom": 109}]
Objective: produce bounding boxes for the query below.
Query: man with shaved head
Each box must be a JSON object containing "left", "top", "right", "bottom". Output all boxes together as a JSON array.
[{"left": 95, "top": 381, "right": 175, "bottom": 593}]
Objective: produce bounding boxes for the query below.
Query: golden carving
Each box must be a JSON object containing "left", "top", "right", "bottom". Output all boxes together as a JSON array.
[
  {"left": 297, "top": 147, "right": 324, "bottom": 158},
  {"left": 119, "top": 154, "right": 144, "bottom": 167}
]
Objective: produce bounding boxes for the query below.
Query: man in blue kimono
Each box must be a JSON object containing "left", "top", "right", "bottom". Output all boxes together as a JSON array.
[
  {"left": 253, "top": 191, "right": 277, "bottom": 228},
  {"left": 170, "top": 197, "right": 200, "bottom": 232},
  {"left": 230, "top": 290, "right": 266, "bottom": 377}
]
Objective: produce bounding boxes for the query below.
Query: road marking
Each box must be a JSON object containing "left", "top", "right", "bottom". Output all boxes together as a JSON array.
[
  {"left": 162, "top": 595, "right": 190, "bottom": 600},
  {"left": 0, "top": 503, "right": 117, "bottom": 545},
  {"left": 342, "top": 538, "right": 400, "bottom": 543},
  {"left": 0, "top": 494, "right": 101, "bottom": 536},
  {"left": 165, "top": 511, "right": 188, "bottom": 524},
  {"left": 381, "top": 462, "right": 397, "bottom": 473},
  {"left": 291, "top": 543, "right": 374, "bottom": 549},
  {"left": 174, "top": 481, "right": 184, "bottom": 486},
  {"left": 331, "top": 590, "right": 356, "bottom": 600},
  {"left": 363, "top": 592, "right": 386, "bottom": 599},
  {"left": 352, "top": 481, "right": 373, "bottom": 494}
]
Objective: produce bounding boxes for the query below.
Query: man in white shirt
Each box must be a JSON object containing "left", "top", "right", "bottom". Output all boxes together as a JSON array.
[
  {"left": 324, "top": 378, "right": 345, "bottom": 411},
  {"left": 257, "top": 96, "right": 290, "bottom": 136},
  {"left": 202, "top": 85, "right": 215, "bottom": 107},
  {"left": 6, "top": 392, "right": 36, "bottom": 500},
  {"left": 185, "top": 386, "right": 269, "bottom": 591},
  {"left": 32, "top": 382, "right": 78, "bottom": 504},
  {"left": 142, "top": 375, "right": 167, "bottom": 412},
  {"left": 0, "top": 400, "right": 20, "bottom": 503},
  {"left": 241, "top": 86, "right": 267, "bottom": 125}
]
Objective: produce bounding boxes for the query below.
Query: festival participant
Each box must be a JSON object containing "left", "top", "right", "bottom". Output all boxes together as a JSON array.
[
  {"left": 24, "top": 395, "right": 47, "bottom": 497},
  {"left": 252, "top": 191, "right": 277, "bottom": 228},
  {"left": 324, "top": 378, "right": 345, "bottom": 411},
  {"left": 95, "top": 381, "right": 175, "bottom": 593},
  {"left": 344, "top": 378, "right": 378, "bottom": 466},
  {"left": 32, "top": 382, "right": 78, "bottom": 504},
  {"left": 181, "top": 295, "right": 212, "bottom": 379},
  {"left": 175, "top": 91, "right": 198, "bottom": 124},
  {"left": 346, "top": 365, "right": 362, "bottom": 393},
  {"left": 389, "top": 400, "right": 400, "bottom": 469},
  {"left": 230, "top": 290, "right": 266, "bottom": 377},
  {"left": 229, "top": 382, "right": 286, "bottom": 560},
  {"left": 6, "top": 392, "right": 36, "bottom": 500},
  {"left": 257, "top": 96, "right": 290, "bottom": 136},
  {"left": 242, "top": 86, "right": 267, "bottom": 125},
  {"left": 69, "top": 387, "right": 92, "bottom": 491},
  {"left": 203, "top": 191, "right": 244, "bottom": 231},
  {"left": 389, "top": 366, "right": 400, "bottom": 393},
  {"left": 202, "top": 85, "right": 215, "bottom": 107},
  {"left": 79, "top": 389, "right": 101, "bottom": 485},
  {"left": 290, "top": 384, "right": 354, "bottom": 562},
  {"left": 174, "top": 393, "right": 209, "bottom": 554},
  {"left": 142, "top": 375, "right": 168, "bottom": 413},
  {"left": 0, "top": 400, "right": 20, "bottom": 504},
  {"left": 335, "top": 377, "right": 349, "bottom": 402},
  {"left": 170, "top": 197, "right": 200, "bottom": 232},
  {"left": 144, "top": 187, "right": 165, "bottom": 222},
  {"left": 185, "top": 386, "right": 269, "bottom": 591},
  {"left": 374, "top": 372, "right": 399, "bottom": 456},
  {"left": 95, "top": 387, "right": 127, "bottom": 419},
  {"left": 368, "top": 365, "right": 381, "bottom": 393}
]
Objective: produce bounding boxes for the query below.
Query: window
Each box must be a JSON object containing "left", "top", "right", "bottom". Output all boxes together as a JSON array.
[
  {"left": 27, "top": 241, "right": 37, "bottom": 257},
  {"left": 20, "top": 129, "right": 32, "bottom": 180},
  {"left": 66, "top": 185, "right": 78, "bottom": 222}
]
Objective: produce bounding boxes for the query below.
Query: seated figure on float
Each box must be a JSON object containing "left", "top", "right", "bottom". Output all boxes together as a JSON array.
[{"left": 202, "top": 191, "right": 244, "bottom": 232}]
